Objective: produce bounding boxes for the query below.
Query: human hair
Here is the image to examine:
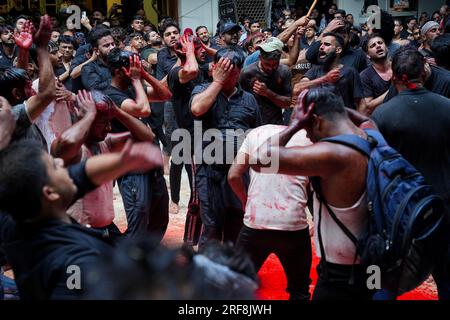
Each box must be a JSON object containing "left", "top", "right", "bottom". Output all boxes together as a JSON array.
[
  {"left": 131, "top": 15, "right": 145, "bottom": 22},
  {"left": 0, "top": 67, "right": 30, "bottom": 103},
  {"left": 392, "top": 46, "right": 425, "bottom": 82},
  {"left": 431, "top": 34, "right": 450, "bottom": 70},
  {"left": 159, "top": 20, "right": 180, "bottom": 37},
  {"left": 335, "top": 9, "right": 346, "bottom": 16},
  {"left": 111, "top": 27, "right": 127, "bottom": 44},
  {"left": 92, "top": 8, "right": 106, "bottom": 17},
  {"left": 0, "top": 25, "right": 13, "bottom": 34},
  {"left": 89, "top": 26, "right": 112, "bottom": 48},
  {"left": 361, "top": 33, "right": 384, "bottom": 53},
  {"left": 214, "top": 47, "right": 245, "bottom": 69},
  {"left": 336, "top": 20, "right": 353, "bottom": 35},
  {"left": 407, "top": 17, "right": 417, "bottom": 24},
  {"left": 107, "top": 47, "right": 135, "bottom": 75},
  {"left": 244, "top": 32, "right": 264, "bottom": 52},
  {"left": 0, "top": 141, "right": 48, "bottom": 222},
  {"left": 195, "top": 25, "right": 208, "bottom": 33},
  {"left": 47, "top": 40, "right": 59, "bottom": 53},
  {"left": 249, "top": 19, "right": 260, "bottom": 26},
  {"left": 305, "top": 87, "right": 347, "bottom": 121},
  {"left": 322, "top": 32, "right": 345, "bottom": 48},
  {"left": 14, "top": 15, "right": 28, "bottom": 25},
  {"left": 58, "top": 35, "right": 75, "bottom": 46}
]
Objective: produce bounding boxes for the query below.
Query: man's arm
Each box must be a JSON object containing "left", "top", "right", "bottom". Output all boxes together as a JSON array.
[
  {"left": 293, "top": 68, "right": 341, "bottom": 97},
  {"left": 253, "top": 80, "right": 291, "bottom": 108},
  {"left": 277, "top": 16, "right": 309, "bottom": 43},
  {"left": 228, "top": 151, "right": 250, "bottom": 208},
  {"left": 141, "top": 68, "right": 173, "bottom": 102},
  {"left": 71, "top": 52, "right": 97, "bottom": 79},
  {"left": 281, "top": 28, "right": 302, "bottom": 67},
  {"left": 120, "top": 55, "right": 151, "bottom": 117},
  {"left": 108, "top": 106, "right": 155, "bottom": 153},
  {"left": 0, "top": 97, "right": 16, "bottom": 151},
  {"left": 51, "top": 91, "right": 97, "bottom": 165},
  {"left": 176, "top": 34, "right": 199, "bottom": 84},
  {"left": 191, "top": 57, "right": 233, "bottom": 117},
  {"left": 363, "top": 90, "right": 389, "bottom": 115},
  {"left": 25, "top": 15, "right": 56, "bottom": 121}
]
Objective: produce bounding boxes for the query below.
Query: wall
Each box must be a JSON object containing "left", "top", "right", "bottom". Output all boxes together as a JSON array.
[{"left": 178, "top": 0, "right": 219, "bottom": 35}]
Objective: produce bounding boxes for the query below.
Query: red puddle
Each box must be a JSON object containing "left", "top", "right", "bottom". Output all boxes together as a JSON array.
[{"left": 255, "top": 243, "right": 438, "bottom": 300}]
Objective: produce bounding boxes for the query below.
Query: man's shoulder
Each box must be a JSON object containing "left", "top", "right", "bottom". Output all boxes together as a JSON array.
[{"left": 360, "top": 65, "right": 375, "bottom": 78}]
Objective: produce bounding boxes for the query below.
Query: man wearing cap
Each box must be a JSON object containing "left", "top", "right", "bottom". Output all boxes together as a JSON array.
[
  {"left": 219, "top": 22, "right": 241, "bottom": 47},
  {"left": 240, "top": 37, "right": 292, "bottom": 125},
  {"left": 419, "top": 21, "right": 442, "bottom": 62}
]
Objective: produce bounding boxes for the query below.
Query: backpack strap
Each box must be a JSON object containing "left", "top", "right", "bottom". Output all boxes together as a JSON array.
[{"left": 321, "top": 134, "right": 374, "bottom": 157}]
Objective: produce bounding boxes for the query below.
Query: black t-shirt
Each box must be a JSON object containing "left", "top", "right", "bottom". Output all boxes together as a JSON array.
[
  {"left": 168, "top": 64, "right": 210, "bottom": 133},
  {"left": 360, "top": 65, "right": 391, "bottom": 98},
  {"left": 0, "top": 45, "right": 18, "bottom": 71},
  {"left": 304, "top": 65, "right": 364, "bottom": 109},
  {"left": 239, "top": 62, "right": 292, "bottom": 125},
  {"left": 384, "top": 65, "right": 450, "bottom": 102},
  {"left": 372, "top": 88, "right": 450, "bottom": 212},
  {"left": 103, "top": 85, "right": 137, "bottom": 133},
  {"left": 155, "top": 47, "right": 178, "bottom": 80},
  {"left": 190, "top": 83, "right": 262, "bottom": 163}
]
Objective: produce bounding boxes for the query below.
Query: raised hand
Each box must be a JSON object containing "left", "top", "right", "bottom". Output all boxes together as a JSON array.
[
  {"left": 321, "top": 67, "right": 341, "bottom": 84},
  {"left": 0, "top": 97, "right": 16, "bottom": 151},
  {"left": 14, "top": 20, "right": 34, "bottom": 50},
  {"left": 212, "top": 57, "right": 234, "bottom": 85},
  {"left": 200, "top": 40, "right": 217, "bottom": 57},
  {"left": 122, "top": 55, "right": 142, "bottom": 80},
  {"left": 324, "top": 18, "right": 345, "bottom": 33},
  {"left": 120, "top": 140, "right": 163, "bottom": 172},
  {"left": 76, "top": 90, "right": 96, "bottom": 118},
  {"left": 56, "top": 80, "right": 75, "bottom": 102},
  {"left": 289, "top": 89, "right": 315, "bottom": 130},
  {"left": 34, "top": 15, "right": 52, "bottom": 48}
]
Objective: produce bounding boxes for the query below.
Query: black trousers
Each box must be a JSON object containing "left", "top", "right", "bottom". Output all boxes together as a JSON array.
[
  {"left": 312, "top": 261, "right": 375, "bottom": 300},
  {"left": 237, "top": 225, "right": 312, "bottom": 300},
  {"left": 196, "top": 164, "right": 245, "bottom": 248},
  {"left": 118, "top": 170, "right": 169, "bottom": 242}
]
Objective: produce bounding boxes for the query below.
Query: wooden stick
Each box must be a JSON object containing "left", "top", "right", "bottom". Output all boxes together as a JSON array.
[{"left": 307, "top": 0, "right": 319, "bottom": 17}]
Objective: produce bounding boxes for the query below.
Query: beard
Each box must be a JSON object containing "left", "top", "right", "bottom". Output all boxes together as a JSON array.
[
  {"left": 151, "top": 39, "right": 163, "bottom": 47},
  {"left": 318, "top": 51, "right": 337, "bottom": 70}
]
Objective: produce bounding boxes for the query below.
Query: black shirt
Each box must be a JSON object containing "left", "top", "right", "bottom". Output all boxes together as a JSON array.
[
  {"left": 384, "top": 65, "right": 450, "bottom": 102},
  {"left": 168, "top": 64, "right": 210, "bottom": 133},
  {"left": 155, "top": 47, "right": 178, "bottom": 80},
  {"left": 81, "top": 59, "right": 112, "bottom": 91},
  {"left": 103, "top": 85, "right": 137, "bottom": 133},
  {"left": 239, "top": 61, "right": 292, "bottom": 125},
  {"left": 0, "top": 45, "right": 18, "bottom": 71},
  {"left": 360, "top": 65, "right": 391, "bottom": 98},
  {"left": 372, "top": 88, "right": 450, "bottom": 212},
  {"left": 190, "top": 83, "right": 262, "bottom": 163},
  {"left": 0, "top": 161, "right": 113, "bottom": 300},
  {"left": 306, "top": 41, "right": 368, "bottom": 73},
  {"left": 304, "top": 65, "right": 364, "bottom": 109}
]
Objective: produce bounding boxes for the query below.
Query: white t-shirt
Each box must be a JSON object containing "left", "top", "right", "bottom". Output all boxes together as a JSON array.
[{"left": 238, "top": 124, "right": 311, "bottom": 231}]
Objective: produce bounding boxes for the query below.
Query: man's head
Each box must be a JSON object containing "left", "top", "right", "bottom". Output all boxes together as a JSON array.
[
  {"left": 318, "top": 33, "right": 344, "bottom": 68},
  {"left": 432, "top": 11, "right": 441, "bottom": 22},
  {"left": 346, "top": 14, "right": 354, "bottom": 25},
  {"left": 305, "top": 25, "right": 317, "bottom": 39},
  {"left": 440, "top": 5, "right": 448, "bottom": 17},
  {"left": 0, "top": 25, "right": 14, "bottom": 47},
  {"left": 249, "top": 20, "right": 261, "bottom": 34},
  {"left": 111, "top": 27, "right": 127, "bottom": 49},
  {"left": 362, "top": 34, "right": 388, "bottom": 62},
  {"left": 328, "top": 4, "right": 337, "bottom": 16},
  {"left": 412, "top": 25, "right": 421, "bottom": 41},
  {"left": 175, "top": 36, "right": 207, "bottom": 63},
  {"left": 334, "top": 20, "right": 353, "bottom": 48},
  {"left": 407, "top": 17, "right": 417, "bottom": 31},
  {"left": 51, "top": 29, "right": 61, "bottom": 43},
  {"left": 262, "top": 28, "right": 272, "bottom": 39},
  {"left": 50, "top": 15, "right": 60, "bottom": 29},
  {"left": 391, "top": 46, "right": 425, "bottom": 89},
  {"left": 214, "top": 47, "right": 245, "bottom": 91},
  {"left": 421, "top": 21, "right": 441, "bottom": 44},
  {"left": 90, "top": 27, "right": 116, "bottom": 60},
  {"left": 334, "top": 9, "right": 346, "bottom": 20},
  {"left": 394, "top": 19, "right": 403, "bottom": 36},
  {"left": 129, "top": 32, "right": 145, "bottom": 50},
  {"left": 244, "top": 32, "right": 264, "bottom": 54},
  {"left": 147, "top": 30, "right": 162, "bottom": 46},
  {"left": 107, "top": 48, "right": 136, "bottom": 83},
  {"left": 160, "top": 21, "right": 180, "bottom": 49},
  {"left": 220, "top": 22, "right": 241, "bottom": 46},
  {"left": 92, "top": 9, "right": 106, "bottom": 24},
  {"left": 58, "top": 35, "right": 75, "bottom": 60},
  {"left": 431, "top": 34, "right": 450, "bottom": 70},
  {"left": 0, "top": 67, "right": 34, "bottom": 105},
  {"left": 196, "top": 26, "right": 210, "bottom": 44},
  {"left": 258, "top": 37, "right": 283, "bottom": 74},
  {"left": 15, "top": 15, "right": 27, "bottom": 33},
  {"left": 131, "top": 15, "right": 145, "bottom": 33},
  {"left": 302, "top": 87, "right": 347, "bottom": 143},
  {"left": 87, "top": 91, "right": 115, "bottom": 142},
  {"left": 0, "top": 141, "right": 77, "bottom": 222},
  {"left": 48, "top": 40, "right": 63, "bottom": 69}
]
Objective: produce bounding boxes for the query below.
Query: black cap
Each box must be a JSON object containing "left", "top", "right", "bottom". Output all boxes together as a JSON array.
[{"left": 220, "top": 22, "right": 241, "bottom": 35}]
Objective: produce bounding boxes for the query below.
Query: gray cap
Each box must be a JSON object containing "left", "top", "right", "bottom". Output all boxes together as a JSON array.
[{"left": 421, "top": 21, "right": 440, "bottom": 36}]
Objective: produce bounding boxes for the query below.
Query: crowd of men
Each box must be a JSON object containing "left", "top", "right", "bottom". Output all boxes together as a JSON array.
[{"left": 0, "top": 0, "right": 450, "bottom": 300}]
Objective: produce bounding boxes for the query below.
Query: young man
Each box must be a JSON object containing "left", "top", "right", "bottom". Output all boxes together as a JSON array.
[
  {"left": 240, "top": 37, "right": 292, "bottom": 125},
  {"left": 130, "top": 16, "right": 145, "bottom": 34},
  {"left": 52, "top": 90, "right": 154, "bottom": 237},
  {"left": 80, "top": 27, "right": 116, "bottom": 91},
  {"left": 190, "top": 48, "right": 262, "bottom": 248},
  {"left": 250, "top": 88, "right": 374, "bottom": 300},
  {"left": 372, "top": 47, "right": 450, "bottom": 300},
  {"left": 0, "top": 139, "right": 163, "bottom": 300},
  {"left": 56, "top": 35, "right": 75, "bottom": 90},
  {"left": 295, "top": 33, "right": 365, "bottom": 111},
  {"left": 219, "top": 22, "right": 241, "bottom": 47},
  {"left": 401, "top": 17, "right": 417, "bottom": 39},
  {"left": 360, "top": 34, "right": 392, "bottom": 115},
  {"left": 393, "top": 19, "right": 410, "bottom": 46},
  {"left": 0, "top": 25, "right": 18, "bottom": 71},
  {"left": 228, "top": 124, "right": 312, "bottom": 300},
  {"left": 124, "top": 32, "right": 145, "bottom": 54}
]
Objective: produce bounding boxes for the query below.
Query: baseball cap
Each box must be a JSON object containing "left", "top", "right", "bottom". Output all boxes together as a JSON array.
[
  {"left": 220, "top": 22, "right": 241, "bottom": 35},
  {"left": 421, "top": 21, "right": 440, "bottom": 36},
  {"left": 258, "top": 37, "right": 284, "bottom": 53}
]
